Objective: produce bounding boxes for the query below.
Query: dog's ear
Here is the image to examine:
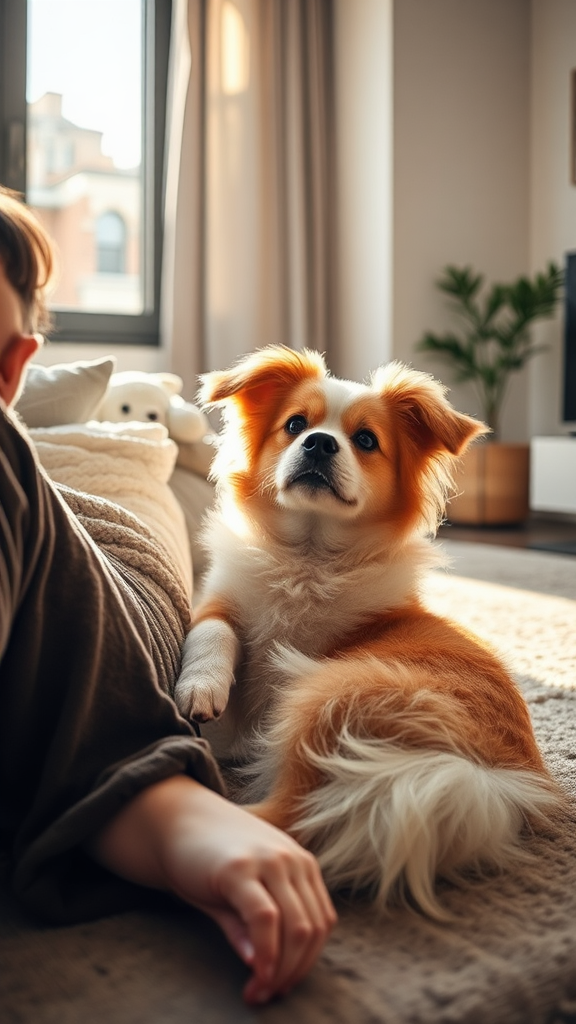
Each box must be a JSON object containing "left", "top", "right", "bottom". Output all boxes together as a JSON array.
[
  {"left": 373, "top": 362, "right": 488, "bottom": 535},
  {"left": 373, "top": 361, "right": 488, "bottom": 456},
  {"left": 198, "top": 345, "right": 326, "bottom": 414}
]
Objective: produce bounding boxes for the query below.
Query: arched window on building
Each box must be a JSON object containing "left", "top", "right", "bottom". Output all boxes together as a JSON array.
[{"left": 96, "top": 211, "right": 126, "bottom": 273}]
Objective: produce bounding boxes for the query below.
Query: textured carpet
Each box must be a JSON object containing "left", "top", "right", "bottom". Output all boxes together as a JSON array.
[{"left": 2, "top": 540, "right": 576, "bottom": 1024}]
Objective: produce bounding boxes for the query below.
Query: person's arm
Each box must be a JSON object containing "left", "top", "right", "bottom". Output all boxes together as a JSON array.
[{"left": 87, "top": 774, "right": 337, "bottom": 1005}]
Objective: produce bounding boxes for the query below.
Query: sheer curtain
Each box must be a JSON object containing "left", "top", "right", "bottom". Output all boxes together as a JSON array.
[{"left": 160, "top": 0, "right": 337, "bottom": 398}]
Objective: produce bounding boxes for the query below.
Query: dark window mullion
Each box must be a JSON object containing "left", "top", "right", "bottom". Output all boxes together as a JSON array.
[{"left": 1, "top": 0, "right": 27, "bottom": 193}]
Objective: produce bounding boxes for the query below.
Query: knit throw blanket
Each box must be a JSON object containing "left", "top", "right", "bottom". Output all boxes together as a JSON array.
[{"left": 29, "top": 421, "right": 192, "bottom": 598}]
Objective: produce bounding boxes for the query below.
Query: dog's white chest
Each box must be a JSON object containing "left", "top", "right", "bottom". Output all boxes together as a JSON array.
[
  {"left": 198, "top": 541, "right": 355, "bottom": 758},
  {"left": 247, "top": 564, "right": 347, "bottom": 654},
  {"left": 198, "top": 515, "right": 428, "bottom": 760}
]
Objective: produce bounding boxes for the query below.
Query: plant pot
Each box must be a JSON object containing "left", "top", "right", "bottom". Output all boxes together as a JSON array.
[{"left": 446, "top": 442, "right": 530, "bottom": 526}]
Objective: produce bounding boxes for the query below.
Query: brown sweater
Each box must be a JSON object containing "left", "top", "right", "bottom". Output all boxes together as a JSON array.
[{"left": 0, "top": 404, "right": 223, "bottom": 924}]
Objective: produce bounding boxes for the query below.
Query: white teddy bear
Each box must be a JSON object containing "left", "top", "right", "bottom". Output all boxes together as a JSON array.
[{"left": 96, "top": 370, "right": 209, "bottom": 444}]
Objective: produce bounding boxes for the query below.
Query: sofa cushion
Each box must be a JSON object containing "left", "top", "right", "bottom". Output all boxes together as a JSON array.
[{"left": 15, "top": 356, "right": 115, "bottom": 428}]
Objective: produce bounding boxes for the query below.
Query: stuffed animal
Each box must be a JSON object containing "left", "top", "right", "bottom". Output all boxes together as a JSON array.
[{"left": 95, "top": 370, "right": 209, "bottom": 444}]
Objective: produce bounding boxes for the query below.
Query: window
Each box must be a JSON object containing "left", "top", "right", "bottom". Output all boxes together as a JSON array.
[
  {"left": 0, "top": 0, "right": 172, "bottom": 345},
  {"left": 96, "top": 212, "right": 127, "bottom": 275}
]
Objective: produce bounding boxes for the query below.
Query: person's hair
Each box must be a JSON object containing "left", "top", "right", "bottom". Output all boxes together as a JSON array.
[{"left": 0, "top": 186, "right": 55, "bottom": 334}]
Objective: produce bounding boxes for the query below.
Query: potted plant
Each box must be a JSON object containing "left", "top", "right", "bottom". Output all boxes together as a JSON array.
[{"left": 417, "top": 262, "right": 563, "bottom": 524}]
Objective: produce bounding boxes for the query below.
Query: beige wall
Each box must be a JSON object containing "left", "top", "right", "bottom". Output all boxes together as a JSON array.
[
  {"left": 338, "top": 0, "right": 575, "bottom": 441},
  {"left": 529, "top": 0, "right": 576, "bottom": 435},
  {"left": 393, "top": 0, "right": 531, "bottom": 440}
]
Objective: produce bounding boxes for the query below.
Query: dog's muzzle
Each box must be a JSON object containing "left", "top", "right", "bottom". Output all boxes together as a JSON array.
[{"left": 288, "top": 431, "right": 341, "bottom": 494}]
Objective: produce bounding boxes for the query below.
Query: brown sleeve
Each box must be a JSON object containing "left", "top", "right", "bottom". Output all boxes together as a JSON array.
[{"left": 0, "top": 405, "right": 224, "bottom": 924}]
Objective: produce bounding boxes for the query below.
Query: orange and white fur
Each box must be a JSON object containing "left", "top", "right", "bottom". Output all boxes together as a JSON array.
[{"left": 175, "top": 346, "right": 559, "bottom": 917}]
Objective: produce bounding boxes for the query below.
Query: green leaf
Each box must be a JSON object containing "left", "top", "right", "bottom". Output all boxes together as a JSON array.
[
  {"left": 438, "top": 266, "right": 483, "bottom": 302},
  {"left": 415, "top": 260, "right": 563, "bottom": 428},
  {"left": 483, "top": 284, "right": 507, "bottom": 322}
]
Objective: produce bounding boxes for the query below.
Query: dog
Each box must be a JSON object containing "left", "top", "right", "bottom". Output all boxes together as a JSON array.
[{"left": 175, "top": 345, "right": 560, "bottom": 917}]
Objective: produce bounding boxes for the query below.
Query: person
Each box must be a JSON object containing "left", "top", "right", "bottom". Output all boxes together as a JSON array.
[{"left": 0, "top": 187, "right": 336, "bottom": 1006}]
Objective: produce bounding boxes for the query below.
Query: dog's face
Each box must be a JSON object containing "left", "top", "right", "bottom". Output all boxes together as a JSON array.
[
  {"left": 258, "top": 373, "right": 397, "bottom": 521},
  {"left": 201, "top": 347, "right": 486, "bottom": 541}
]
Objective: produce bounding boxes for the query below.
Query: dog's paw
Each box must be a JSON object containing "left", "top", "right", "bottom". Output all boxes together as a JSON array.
[
  {"left": 174, "top": 671, "right": 232, "bottom": 723},
  {"left": 176, "top": 616, "right": 240, "bottom": 723}
]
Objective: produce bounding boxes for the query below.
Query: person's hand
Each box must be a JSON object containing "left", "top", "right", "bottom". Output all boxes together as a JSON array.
[{"left": 87, "top": 775, "right": 337, "bottom": 1004}]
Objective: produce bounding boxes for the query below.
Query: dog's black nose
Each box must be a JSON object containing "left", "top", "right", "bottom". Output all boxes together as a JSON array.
[{"left": 302, "top": 432, "right": 339, "bottom": 458}]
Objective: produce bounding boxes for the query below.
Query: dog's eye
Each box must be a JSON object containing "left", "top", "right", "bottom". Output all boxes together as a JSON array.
[
  {"left": 353, "top": 429, "right": 378, "bottom": 452},
  {"left": 121, "top": 404, "right": 131, "bottom": 415},
  {"left": 285, "top": 415, "right": 308, "bottom": 435}
]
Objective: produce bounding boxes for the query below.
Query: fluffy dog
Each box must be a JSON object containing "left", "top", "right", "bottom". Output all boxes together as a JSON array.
[{"left": 175, "top": 345, "right": 560, "bottom": 917}]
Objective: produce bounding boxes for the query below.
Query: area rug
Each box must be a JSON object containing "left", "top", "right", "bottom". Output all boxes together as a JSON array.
[
  {"left": 1, "top": 540, "right": 575, "bottom": 1024},
  {"left": 529, "top": 540, "right": 576, "bottom": 557}
]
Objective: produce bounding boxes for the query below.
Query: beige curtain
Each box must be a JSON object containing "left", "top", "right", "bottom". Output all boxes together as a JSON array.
[{"left": 161, "top": 0, "right": 337, "bottom": 398}]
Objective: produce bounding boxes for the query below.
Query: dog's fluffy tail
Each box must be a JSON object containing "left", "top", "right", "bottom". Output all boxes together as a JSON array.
[
  {"left": 291, "top": 733, "right": 557, "bottom": 918},
  {"left": 248, "top": 647, "right": 561, "bottom": 919}
]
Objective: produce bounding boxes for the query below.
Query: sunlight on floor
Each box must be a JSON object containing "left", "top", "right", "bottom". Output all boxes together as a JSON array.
[{"left": 424, "top": 566, "right": 576, "bottom": 692}]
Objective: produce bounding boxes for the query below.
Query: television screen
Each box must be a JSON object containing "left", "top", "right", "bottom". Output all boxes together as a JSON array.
[{"left": 563, "top": 252, "right": 576, "bottom": 423}]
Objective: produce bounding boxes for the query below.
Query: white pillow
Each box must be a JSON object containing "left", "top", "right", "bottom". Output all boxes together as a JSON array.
[{"left": 15, "top": 357, "right": 116, "bottom": 428}]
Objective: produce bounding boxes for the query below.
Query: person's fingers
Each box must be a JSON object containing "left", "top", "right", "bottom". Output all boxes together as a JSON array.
[
  {"left": 281, "top": 863, "right": 335, "bottom": 990},
  {"left": 216, "top": 870, "right": 283, "bottom": 1001},
  {"left": 211, "top": 850, "right": 330, "bottom": 1003},
  {"left": 188, "top": 851, "right": 336, "bottom": 1004},
  {"left": 295, "top": 847, "right": 338, "bottom": 932},
  {"left": 274, "top": 860, "right": 337, "bottom": 995},
  {"left": 241, "top": 849, "right": 336, "bottom": 1003},
  {"left": 243, "top": 879, "right": 306, "bottom": 1002}
]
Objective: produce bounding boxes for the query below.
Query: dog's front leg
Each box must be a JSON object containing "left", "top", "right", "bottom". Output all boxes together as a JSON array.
[{"left": 174, "top": 618, "right": 240, "bottom": 723}]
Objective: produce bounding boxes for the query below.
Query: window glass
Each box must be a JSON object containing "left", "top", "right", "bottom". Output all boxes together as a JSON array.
[
  {"left": 96, "top": 212, "right": 127, "bottom": 274},
  {"left": 26, "top": 0, "right": 145, "bottom": 315}
]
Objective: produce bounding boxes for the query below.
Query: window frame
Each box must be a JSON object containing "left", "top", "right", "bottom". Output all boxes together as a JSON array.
[{"left": 0, "top": 0, "right": 172, "bottom": 347}]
